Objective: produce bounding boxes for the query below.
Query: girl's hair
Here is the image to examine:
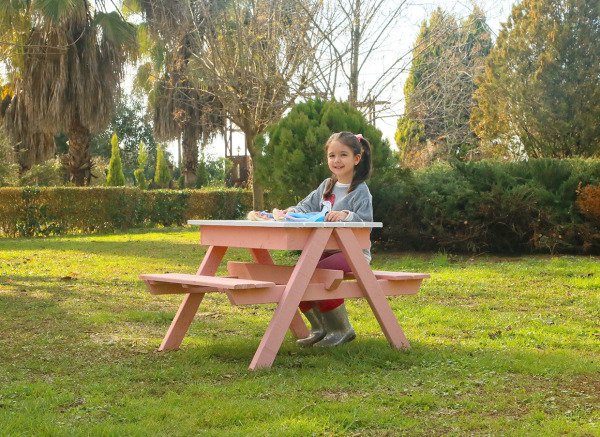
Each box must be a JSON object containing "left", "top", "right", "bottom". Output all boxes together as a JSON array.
[{"left": 323, "top": 131, "right": 372, "bottom": 199}]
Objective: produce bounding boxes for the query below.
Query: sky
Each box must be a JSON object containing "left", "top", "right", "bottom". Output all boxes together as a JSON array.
[
  {"left": 183, "top": 0, "right": 518, "bottom": 162},
  {"left": 104, "top": 0, "right": 517, "bottom": 162}
]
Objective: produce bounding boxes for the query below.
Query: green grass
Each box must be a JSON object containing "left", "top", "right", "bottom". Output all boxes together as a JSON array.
[{"left": 0, "top": 228, "right": 598, "bottom": 436}]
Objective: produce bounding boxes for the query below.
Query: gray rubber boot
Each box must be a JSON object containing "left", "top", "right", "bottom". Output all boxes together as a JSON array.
[
  {"left": 296, "top": 307, "right": 326, "bottom": 347},
  {"left": 313, "top": 303, "right": 356, "bottom": 347}
]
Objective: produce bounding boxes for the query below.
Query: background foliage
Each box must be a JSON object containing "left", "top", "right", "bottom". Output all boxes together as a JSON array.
[
  {"left": 471, "top": 0, "right": 600, "bottom": 158},
  {"left": 91, "top": 97, "right": 159, "bottom": 185},
  {"left": 396, "top": 7, "right": 492, "bottom": 167},
  {"left": 5, "top": 158, "right": 599, "bottom": 254},
  {"left": 370, "top": 159, "right": 600, "bottom": 254}
]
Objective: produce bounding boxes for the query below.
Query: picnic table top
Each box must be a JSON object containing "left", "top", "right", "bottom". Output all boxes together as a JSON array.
[{"left": 187, "top": 220, "right": 383, "bottom": 228}]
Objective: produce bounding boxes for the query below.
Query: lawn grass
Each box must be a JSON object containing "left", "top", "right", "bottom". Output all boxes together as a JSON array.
[{"left": 0, "top": 228, "right": 598, "bottom": 436}]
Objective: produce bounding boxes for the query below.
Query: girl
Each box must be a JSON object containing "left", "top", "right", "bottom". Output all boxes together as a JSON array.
[{"left": 288, "top": 131, "right": 373, "bottom": 347}]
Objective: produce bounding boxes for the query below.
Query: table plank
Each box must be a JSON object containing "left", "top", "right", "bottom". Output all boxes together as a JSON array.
[
  {"left": 141, "top": 273, "right": 275, "bottom": 290},
  {"left": 188, "top": 220, "right": 382, "bottom": 228}
]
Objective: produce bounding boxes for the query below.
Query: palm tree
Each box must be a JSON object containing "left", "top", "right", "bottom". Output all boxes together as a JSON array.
[
  {"left": 128, "top": 0, "right": 224, "bottom": 188},
  {"left": 0, "top": 1, "right": 137, "bottom": 185}
]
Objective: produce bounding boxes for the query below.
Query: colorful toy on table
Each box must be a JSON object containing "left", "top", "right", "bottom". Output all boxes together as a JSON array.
[
  {"left": 247, "top": 201, "right": 332, "bottom": 223},
  {"left": 246, "top": 210, "right": 275, "bottom": 221},
  {"left": 284, "top": 200, "right": 332, "bottom": 222}
]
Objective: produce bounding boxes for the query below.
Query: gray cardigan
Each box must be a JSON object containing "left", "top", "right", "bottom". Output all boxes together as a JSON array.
[{"left": 291, "top": 178, "right": 373, "bottom": 261}]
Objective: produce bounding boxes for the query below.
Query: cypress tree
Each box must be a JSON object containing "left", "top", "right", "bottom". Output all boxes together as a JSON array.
[
  {"left": 134, "top": 141, "right": 149, "bottom": 189},
  {"left": 154, "top": 144, "right": 171, "bottom": 188},
  {"left": 106, "top": 132, "right": 126, "bottom": 186}
]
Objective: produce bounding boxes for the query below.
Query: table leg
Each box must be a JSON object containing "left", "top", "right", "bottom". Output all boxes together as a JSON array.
[
  {"left": 250, "top": 248, "right": 310, "bottom": 340},
  {"left": 249, "top": 228, "right": 333, "bottom": 370},
  {"left": 333, "top": 228, "right": 410, "bottom": 349},
  {"left": 250, "top": 248, "right": 273, "bottom": 265},
  {"left": 158, "top": 245, "right": 228, "bottom": 351}
]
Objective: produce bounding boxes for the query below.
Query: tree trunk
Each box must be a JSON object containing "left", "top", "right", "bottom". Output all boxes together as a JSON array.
[
  {"left": 348, "top": 0, "right": 361, "bottom": 107},
  {"left": 67, "top": 120, "right": 92, "bottom": 186},
  {"left": 245, "top": 131, "right": 264, "bottom": 210},
  {"left": 182, "top": 125, "right": 199, "bottom": 188}
]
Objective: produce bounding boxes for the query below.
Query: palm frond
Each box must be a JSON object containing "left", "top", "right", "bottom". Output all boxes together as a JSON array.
[
  {"left": 121, "top": 0, "right": 142, "bottom": 16},
  {"left": 133, "top": 61, "right": 154, "bottom": 94},
  {"left": 32, "top": 0, "right": 78, "bottom": 23},
  {"left": 136, "top": 22, "right": 152, "bottom": 55},
  {"left": 94, "top": 11, "right": 137, "bottom": 54}
]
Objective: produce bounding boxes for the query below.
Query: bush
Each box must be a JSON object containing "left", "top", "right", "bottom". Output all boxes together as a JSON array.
[
  {"left": 577, "top": 184, "right": 600, "bottom": 226},
  {"left": 256, "top": 99, "right": 394, "bottom": 207},
  {"left": 19, "top": 159, "right": 65, "bottom": 187},
  {"left": 0, "top": 187, "right": 252, "bottom": 237},
  {"left": 371, "top": 158, "right": 600, "bottom": 254}
]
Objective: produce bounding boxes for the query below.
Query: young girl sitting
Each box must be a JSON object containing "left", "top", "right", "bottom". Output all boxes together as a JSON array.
[{"left": 287, "top": 131, "right": 373, "bottom": 347}]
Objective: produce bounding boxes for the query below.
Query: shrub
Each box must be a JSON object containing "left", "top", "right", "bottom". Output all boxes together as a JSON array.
[
  {"left": 134, "top": 141, "right": 149, "bottom": 189},
  {"left": 106, "top": 133, "right": 126, "bottom": 186},
  {"left": 371, "top": 158, "right": 600, "bottom": 254},
  {"left": 577, "top": 184, "right": 600, "bottom": 226},
  {"left": 0, "top": 187, "right": 252, "bottom": 237},
  {"left": 256, "top": 99, "right": 394, "bottom": 207},
  {"left": 18, "top": 159, "right": 65, "bottom": 187}
]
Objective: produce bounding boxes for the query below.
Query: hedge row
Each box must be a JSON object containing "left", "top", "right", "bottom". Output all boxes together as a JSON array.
[
  {"left": 0, "top": 187, "right": 252, "bottom": 237},
  {"left": 2, "top": 159, "right": 600, "bottom": 254},
  {"left": 371, "top": 159, "right": 600, "bottom": 254}
]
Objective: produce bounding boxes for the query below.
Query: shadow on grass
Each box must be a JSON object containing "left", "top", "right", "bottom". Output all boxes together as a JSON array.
[
  {"left": 3, "top": 267, "right": 597, "bottom": 384},
  {"left": 0, "top": 227, "right": 191, "bottom": 242},
  {"left": 153, "top": 328, "right": 597, "bottom": 381},
  {"left": 1, "top": 238, "right": 205, "bottom": 263}
]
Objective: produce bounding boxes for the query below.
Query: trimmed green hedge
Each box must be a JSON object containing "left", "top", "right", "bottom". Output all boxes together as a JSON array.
[
  {"left": 3, "top": 159, "right": 600, "bottom": 254},
  {"left": 0, "top": 187, "right": 252, "bottom": 237},
  {"left": 371, "top": 159, "right": 600, "bottom": 254}
]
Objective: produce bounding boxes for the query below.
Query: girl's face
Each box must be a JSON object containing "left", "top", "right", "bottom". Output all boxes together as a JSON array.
[{"left": 327, "top": 140, "right": 361, "bottom": 184}]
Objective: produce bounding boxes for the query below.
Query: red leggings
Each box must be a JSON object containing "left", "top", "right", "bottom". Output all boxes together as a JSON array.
[{"left": 299, "top": 252, "right": 351, "bottom": 313}]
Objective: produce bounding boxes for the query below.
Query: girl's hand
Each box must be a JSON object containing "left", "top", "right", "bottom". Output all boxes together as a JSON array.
[{"left": 325, "top": 211, "right": 348, "bottom": 222}]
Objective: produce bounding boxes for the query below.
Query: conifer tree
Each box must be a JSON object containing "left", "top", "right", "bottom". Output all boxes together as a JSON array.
[
  {"left": 134, "top": 141, "right": 149, "bottom": 189},
  {"left": 471, "top": 0, "right": 600, "bottom": 158},
  {"left": 154, "top": 145, "right": 171, "bottom": 188},
  {"left": 106, "top": 133, "right": 126, "bottom": 186},
  {"left": 396, "top": 7, "right": 492, "bottom": 167},
  {"left": 256, "top": 99, "right": 393, "bottom": 207}
]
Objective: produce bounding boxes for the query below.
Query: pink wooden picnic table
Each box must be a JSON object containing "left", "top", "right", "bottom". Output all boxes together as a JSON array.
[{"left": 141, "top": 220, "right": 428, "bottom": 370}]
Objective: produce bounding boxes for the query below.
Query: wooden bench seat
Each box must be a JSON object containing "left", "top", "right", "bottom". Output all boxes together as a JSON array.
[
  {"left": 140, "top": 273, "right": 275, "bottom": 295},
  {"left": 141, "top": 268, "right": 429, "bottom": 303}
]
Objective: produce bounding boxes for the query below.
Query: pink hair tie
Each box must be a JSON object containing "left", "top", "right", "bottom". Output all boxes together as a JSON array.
[{"left": 355, "top": 134, "right": 364, "bottom": 141}]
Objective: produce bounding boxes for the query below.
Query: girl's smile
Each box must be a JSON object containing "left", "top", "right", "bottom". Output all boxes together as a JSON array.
[{"left": 327, "top": 140, "right": 361, "bottom": 184}]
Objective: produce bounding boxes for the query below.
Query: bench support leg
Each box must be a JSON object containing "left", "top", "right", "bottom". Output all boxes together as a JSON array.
[
  {"left": 333, "top": 228, "right": 410, "bottom": 350},
  {"left": 158, "top": 245, "right": 227, "bottom": 351},
  {"left": 250, "top": 248, "right": 310, "bottom": 340},
  {"left": 249, "top": 228, "right": 332, "bottom": 370}
]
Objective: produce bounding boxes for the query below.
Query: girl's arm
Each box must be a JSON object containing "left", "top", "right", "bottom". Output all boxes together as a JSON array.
[
  {"left": 325, "top": 198, "right": 373, "bottom": 222},
  {"left": 342, "top": 198, "right": 373, "bottom": 222},
  {"left": 289, "top": 179, "right": 328, "bottom": 213}
]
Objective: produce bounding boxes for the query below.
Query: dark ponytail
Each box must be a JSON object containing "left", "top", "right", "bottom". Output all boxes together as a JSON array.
[{"left": 323, "top": 131, "right": 372, "bottom": 198}]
